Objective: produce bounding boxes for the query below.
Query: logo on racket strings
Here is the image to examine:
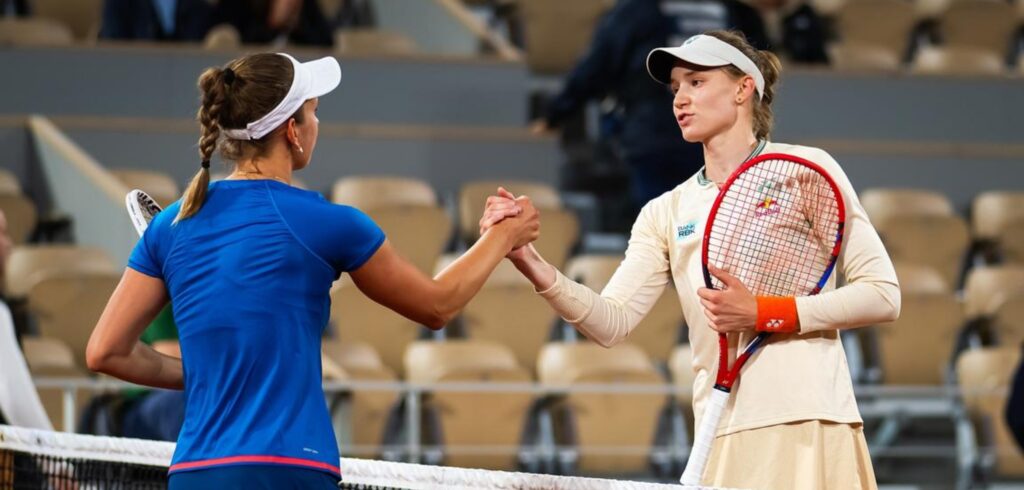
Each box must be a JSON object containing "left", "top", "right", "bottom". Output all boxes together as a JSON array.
[{"left": 755, "top": 197, "right": 780, "bottom": 217}]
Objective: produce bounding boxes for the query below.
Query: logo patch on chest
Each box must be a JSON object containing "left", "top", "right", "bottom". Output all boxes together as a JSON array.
[{"left": 676, "top": 220, "right": 697, "bottom": 240}]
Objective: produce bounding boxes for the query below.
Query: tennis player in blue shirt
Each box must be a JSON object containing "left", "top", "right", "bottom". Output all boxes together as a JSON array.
[{"left": 86, "top": 52, "right": 540, "bottom": 489}]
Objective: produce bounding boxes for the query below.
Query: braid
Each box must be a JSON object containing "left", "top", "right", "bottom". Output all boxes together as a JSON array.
[{"left": 176, "top": 67, "right": 228, "bottom": 223}]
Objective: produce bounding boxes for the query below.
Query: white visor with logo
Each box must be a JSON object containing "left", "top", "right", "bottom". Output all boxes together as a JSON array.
[
  {"left": 646, "top": 34, "right": 764, "bottom": 99},
  {"left": 223, "top": 53, "right": 341, "bottom": 141}
]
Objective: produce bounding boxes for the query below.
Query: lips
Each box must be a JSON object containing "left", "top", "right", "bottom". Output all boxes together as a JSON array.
[{"left": 677, "top": 113, "right": 693, "bottom": 126}]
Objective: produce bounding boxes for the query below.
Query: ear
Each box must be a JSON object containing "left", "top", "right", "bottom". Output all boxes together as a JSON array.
[
  {"left": 735, "top": 76, "right": 757, "bottom": 104},
  {"left": 285, "top": 118, "right": 300, "bottom": 147}
]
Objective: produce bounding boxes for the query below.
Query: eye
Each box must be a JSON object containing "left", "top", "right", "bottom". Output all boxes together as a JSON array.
[{"left": 691, "top": 79, "right": 703, "bottom": 87}]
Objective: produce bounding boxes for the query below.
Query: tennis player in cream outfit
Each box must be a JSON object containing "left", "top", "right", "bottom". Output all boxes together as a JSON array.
[{"left": 481, "top": 30, "right": 900, "bottom": 489}]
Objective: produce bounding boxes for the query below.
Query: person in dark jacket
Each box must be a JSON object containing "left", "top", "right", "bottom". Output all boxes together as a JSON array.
[
  {"left": 99, "top": 0, "right": 214, "bottom": 42},
  {"left": 1008, "top": 345, "right": 1024, "bottom": 451},
  {"left": 213, "top": 0, "right": 333, "bottom": 47},
  {"left": 535, "top": 0, "right": 769, "bottom": 213}
]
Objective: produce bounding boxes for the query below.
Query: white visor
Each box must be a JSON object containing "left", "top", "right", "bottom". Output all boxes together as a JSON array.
[
  {"left": 223, "top": 53, "right": 341, "bottom": 141},
  {"left": 646, "top": 34, "right": 764, "bottom": 99}
]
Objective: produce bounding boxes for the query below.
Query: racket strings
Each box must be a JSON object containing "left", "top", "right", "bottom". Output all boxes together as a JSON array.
[{"left": 707, "top": 158, "right": 841, "bottom": 297}]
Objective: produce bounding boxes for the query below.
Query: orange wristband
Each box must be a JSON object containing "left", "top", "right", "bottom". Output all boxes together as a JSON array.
[{"left": 756, "top": 296, "right": 799, "bottom": 333}]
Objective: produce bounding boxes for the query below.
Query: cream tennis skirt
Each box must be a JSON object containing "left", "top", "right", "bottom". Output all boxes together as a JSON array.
[{"left": 701, "top": 420, "right": 877, "bottom": 490}]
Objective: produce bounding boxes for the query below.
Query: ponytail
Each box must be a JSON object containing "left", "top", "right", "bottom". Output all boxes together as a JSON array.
[{"left": 175, "top": 67, "right": 227, "bottom": 223}]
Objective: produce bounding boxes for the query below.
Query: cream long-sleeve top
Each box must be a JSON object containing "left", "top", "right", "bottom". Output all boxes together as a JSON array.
[{"left": 537, "top": 142, "right": 901, "bottom": 436}]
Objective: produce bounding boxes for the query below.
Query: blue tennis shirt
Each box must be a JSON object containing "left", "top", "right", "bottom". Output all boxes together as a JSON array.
[{"left": 128, "top": 179, "right": 385, "bottom": 477}]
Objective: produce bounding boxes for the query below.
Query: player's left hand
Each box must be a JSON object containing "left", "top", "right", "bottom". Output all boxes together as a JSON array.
[{"left": 697, "top": 265, "right": 757, "bottom": 333}]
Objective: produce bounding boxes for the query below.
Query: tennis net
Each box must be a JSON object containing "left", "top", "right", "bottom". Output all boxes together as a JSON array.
[{"left": 0, "top": 425, "right": 740, "bottom": 489}]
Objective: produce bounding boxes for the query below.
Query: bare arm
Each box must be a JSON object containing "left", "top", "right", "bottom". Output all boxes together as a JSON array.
[
  {"left": 350, "top": 203, "right": 539, "bottom": 329},
  {"left": 86, "top": 269, "right": 184, "bottom": 389}
]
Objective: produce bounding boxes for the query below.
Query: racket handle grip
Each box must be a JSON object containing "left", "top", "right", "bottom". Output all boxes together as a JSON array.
[{"left": 680, "top": 388, "right": 730, "bottom": 485}]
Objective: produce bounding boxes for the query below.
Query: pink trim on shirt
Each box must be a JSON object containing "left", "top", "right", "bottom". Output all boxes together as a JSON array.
[{"left": 169, "top": 455, "right": 340, "bottom": 476}]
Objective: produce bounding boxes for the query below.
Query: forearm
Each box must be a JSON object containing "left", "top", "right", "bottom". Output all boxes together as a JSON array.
[
  {"left": 92, "top": 342, "right": 184, "bottom": 390},
  {"left": 796, "top": 275, "right": 901, "bottom": 333},
  {"left": 431, "top": 227, "right": 515, "bottom": 321},
  {"left": 537, "top": 269, "right": 641, "bottom": 347}
]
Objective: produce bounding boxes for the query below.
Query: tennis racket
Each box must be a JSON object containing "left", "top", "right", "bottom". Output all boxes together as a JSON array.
[
  {"left": 680, "top": 153, "right": 845, "bottom": 485},
  {"left": 126, "top": 189, "right": 162, "bottom": 236}
]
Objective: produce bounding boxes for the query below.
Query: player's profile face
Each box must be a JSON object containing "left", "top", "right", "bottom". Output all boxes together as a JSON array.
[{"left": 668, "top": 64, "right": 743, "bottom": 144}]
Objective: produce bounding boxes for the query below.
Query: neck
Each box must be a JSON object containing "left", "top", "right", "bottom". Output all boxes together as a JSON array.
[
  {"left": 702, "top": 122, "right": 759, "bottom": 184},
  {"left": 230, "top": 146, "right": 294, "bottom": 184}
]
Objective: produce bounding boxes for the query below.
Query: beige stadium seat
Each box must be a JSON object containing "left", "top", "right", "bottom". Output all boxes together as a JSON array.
[
  {"left": 31, "top": 0, "right": 103, "bottom": 40},
  {"left": 973, "top": 191, "right": 1024, "bottom": 243},
  {"left": 0, "top": 194, "right": 38, "bottom": 245},
  {"left": 911, "top": 46, "right": 1006, "bottom": 76},
  {"left": 893, "top": 261, "right": 949, "bottom": 295},
  {"left": 454, "top": 260, "right": 560, "bottom": 371},
  {"left": 20, "top": 336, "right": 90, "bottom": 431},
  {"left": 329, "top": 276, "right": 423, "bottom": 376},
  {"left": 335, "top": 29, "right": 418, "bottom": 56},
  {"left": 991, "top": 294, "right": 1024, "bottom": 348},
  {"left": 668, "top": 344, "right": 695, "bottom": 432},
  {"left": 27, "top": 270, "right": 122, "bottom": 370},
  {"left": 538, "top": 342, "right": 665, "bottom": 474},
  {"left": 517, "top": 0, "right": 612, "bottom": 75},
  {"left": 876, "top": 292, "right": 964, "bottom": 385},
  {"left": 810, "top": 0, "right": 847, "bottom": 15},
  {"left": 829, "top": 43, "right": 903, "bottom": 72},
  {"left": 875, "top": 215, "right": 969, "bottom": 290},
  {"left": 962, "top": 265, "right": 1024, "bottom": 319},
  {"left": 565, "top": 254, "right": 684, "bottom": 364},
  {"left": 998, "top": 224, "right": 1024, "bottom": 265},
  {"left": 0, "top": 18, "right": 74, "bottom": 46},
  {"left": 333, "top": 177, "right": 451, "bottom": 275},
  {"left": 940, "top": 1, "right": 1018, "bottom": 59},
  {"left": 957, "top": 347, "right": 1024, "bottom": 478},
  {"left": 0, "top": 169, "right": 22, "bottom": 195},
  {"left": 405, "top": 340, "right": 533, "bottom": 470},
  {"left": 111, "top": 169, "right": 181, "bottom": 208},
  {"left": 833, "top": 0, "right": 918, "bottom": 66},
  {"left": 322, "top": 340, "right": 400, "bottom": 458},
  {"left": 972, "top": 191, "right": 1024, "bottom": 262},
  {"left": 459, "top": 180, "right": 578, "bottom": 268},
  {"left": 204, "top": 24, "right": 241, "bottom": 50},
  {"left": 5, "top": 245, "right": 117, "bottom": 299},
  {"left": 860, "top": 188, "right": 954, "bottom": 224}
]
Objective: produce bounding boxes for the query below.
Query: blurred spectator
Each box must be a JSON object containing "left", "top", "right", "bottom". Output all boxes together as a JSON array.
[
  {"left": 333, "top": 0, "right": 376, "bottom": 28},
  {"left": 1008, "top": 344, "right": 1024, "bottom": 451},
  {"left": 750, "top": 0, "right": 829, "bottom": 64},
  {"left": 214, "top": 0, "right": 333, "bottom": 47},
  {"left": 99, "top": 0, "right": 214, "bottom": 42},
  {"left": 0, "top": 0, "right": 28, "bottom": 17},
  {"left": 536, "top": 0, "right": 770, "bottom": 219}
]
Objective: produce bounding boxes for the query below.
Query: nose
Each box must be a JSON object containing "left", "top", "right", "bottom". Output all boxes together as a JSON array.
[{"left": 673, "top": 89, "right": 688, "bottom": 110}]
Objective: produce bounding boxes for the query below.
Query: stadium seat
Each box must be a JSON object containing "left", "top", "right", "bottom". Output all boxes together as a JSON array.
[
  {"left": 990, "top": 295, "right": 1024, "bottom": 348},
  {"left": 875, "top": 292, "right": 964, "bottom": 384},
  {"left": 0, "top": 18, "right": 73, "bottom": 46},
  {"left": 204, "top": 24, "right": 241, "bottom": 50},
  {"left": 860, "top": 188, "right": 954, "bottom": 223},
  {"left": 335, "top": 29, "right": 419, "bottom": 56},
  {"left": 939, "top": 1, "right": 1018, "bottom": 61},
  {"left": 30, "top": 0, "right": 103, "bottom": 40},
  {"left": 329, "top": 276, "right": 425, "bottom": 376},
  {"left": 893, "top": 261, "right": 948, "bottom": 295},
  {"left": 405, "top": 340, "right": 533, "bottom": 470},
  {"left": 911, "top": 46, "right": 1006, "bottom": 76},
  {"left": 956, "top": 347, "right": 1024, "bottom": 479},
  {"left": 0, "top": 169, "right": 23, "bottom": 195},
  {"left": 874, "top": 214, "right": 970, "bottom": 290},
  {"left": 459, "top": 180, "right": 578, "bottom": 268},
  {"left": 322, "top": 339, "right": 400, "bottom": 458},
  {"left": 998, "top": 225, "right": 1024, "bottom": 265},
  {"left": 454, "top": 261, "right": 560, "bottom": 371},
  {"left": 538, "top": 342, "right": 666, "bottom": 474},
  {"left": 565, "top": 254, "right": 684, "bottom": 364},
  {"left": 667, "top": 344, "right": 695, "bottom": 435},
  {"left": 5, "top": 245, "right": 117, "bottom": 299},
  {"left": 26, "top": 270, "right": 122, "bottom": 371},
  {"left": 333, "top": 176, "right": 452, "bottom": 274},
  {"left": 20, "top": 336, "right": 89, "bottom": 431},
  {"left": 963, "top": 265, "right": 1024, "bottom": 320},
  {"left": 832, "top": 0, "right": 918, "bottom": 68},
  {"left": 972, "top": 191, "right": 1024, "bottom": 262},
  {"left": 0, "top": 194, "right": 38, "bottom": 245},
  {"left": 110, "top": 169, "right": 180, "bottom": 208},
  {"left": 829, "top": 44, "right": 903, "bottom": 72},
  {"left": 516, "top": 0, "right": 612, "bottom": 75}
]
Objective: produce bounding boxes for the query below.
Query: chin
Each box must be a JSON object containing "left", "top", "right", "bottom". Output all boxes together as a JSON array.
[{"left": 680, "top": 127, "right": 707, "bottom": 144}]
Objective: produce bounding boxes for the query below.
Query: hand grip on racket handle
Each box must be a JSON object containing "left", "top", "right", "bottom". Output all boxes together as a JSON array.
[{"left": 680, "top": 388, "right": 730, "bottom": 485}]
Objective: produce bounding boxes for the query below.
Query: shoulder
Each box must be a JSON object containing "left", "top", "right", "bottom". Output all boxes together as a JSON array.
[{"left": 764, "top": 142, "right": 844, "bottom": 174}]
